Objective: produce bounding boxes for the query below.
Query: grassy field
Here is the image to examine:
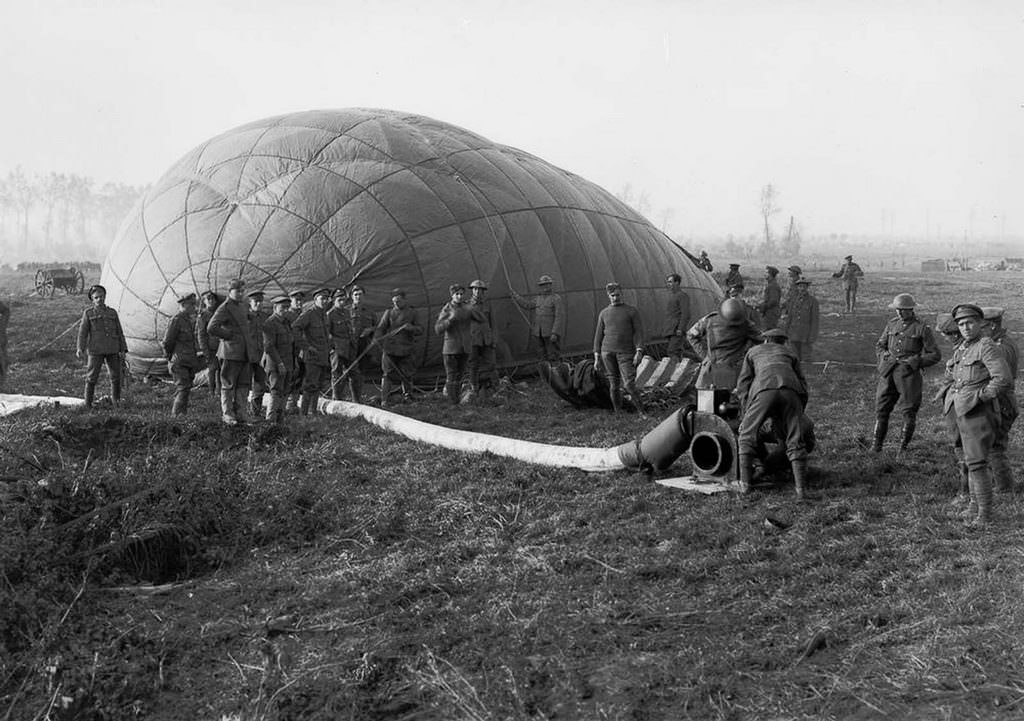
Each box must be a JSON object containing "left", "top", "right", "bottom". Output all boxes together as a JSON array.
[{"left": 1, "top": 268, "right": 1023, "bottom": 720}]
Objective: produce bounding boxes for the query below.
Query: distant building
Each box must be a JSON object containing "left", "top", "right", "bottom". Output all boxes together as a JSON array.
[{"left": 921, "top": 259, "right": 946, "bottom": 272}]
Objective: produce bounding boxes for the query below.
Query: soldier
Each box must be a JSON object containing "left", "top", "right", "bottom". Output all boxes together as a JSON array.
[
  {"left": 196, "top": 290, "right": 222, "bottom": 397},
  {"left": 0, "top": 297, "right": 9, "bottom": 392},
  {"left": 292, "top": 287, "right": 332, "bottom": 415},
  {"left": 326, "top": 289, "right": 354, "bottom": 401},
  {"left": 736, "top": 329, "right": 811, "bottom": 498},
  {"left": 261, "top": 295, "right": 294, "bottom": 423},
  {"left": 687, "top": 298, "right": 761, "bottom": 391},
  {"left": 697, "top": 250, "right": 713, "bottom": 272},
  {"left": 726, "top": 282, "right": 761, "bottom": 328},
  {"left": 593, "top": 282, "right": 647, "bottom": 414},
  {"left": 832, "top": 254, "right": 864, "bottom": 312},
  {"left": 724, "top": 263, "right": 743, "bottom": 289},
  {"left": 872, "top": 293, "right": 941, "bottom": 452},
  {"left": 662, "top": 273, "right": 691, "bottom": 362},
  {"left": 758, "top": 266, "right": 782, "bottom": 330},
  {"left": 207, "top": 278, "right": 259, "bottom": 426},
  {"left": 161, "top": 292, "right": 202, "bottom": 416},
  {"left": 347, "top": 285, "right": 376, "bottom": 403},
  {"left": 76, "top": 284, "right": 128, "bottom": 409},
  {"left": 284, "top": 290, "right": 307, "bottom": 414},
  {"left": 435, "top": 283, "right": 480, "bottom": 404},
  {"left": 781, "top": 279, "right": 820, "bottom": 363},
  {"left": 246, "top": 289, "right": 269, "bottom": 418},
  {"left": 982, "top": 307, "right": 1019, "bottom": 492},
  {"left": 780, "top": 264, "right": 802, "bottom": 310},
  {"left": 375, "top": 288, "right": 423, "bottom": 406},
  {"left": 467, "top": 279, "right": 497, "bottom": 403},
  {"left": 941, "top": 303, "right": 1012, "bottom": 526},
  {"left": 511, "top": 274, "right": 565, "bottom": 362}
]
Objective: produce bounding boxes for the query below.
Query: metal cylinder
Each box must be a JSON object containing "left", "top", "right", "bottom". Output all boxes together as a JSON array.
[{"left": 690, "top": 431, "right": 734, "bottom": 477}]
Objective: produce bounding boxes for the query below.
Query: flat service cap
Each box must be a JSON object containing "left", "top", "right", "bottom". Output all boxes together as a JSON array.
[
  {"left": 787, "top": 265, "right": 802, "bottom": 274},
  {"left": 270, "top": 295, "right": 291, "bottom": 305},
  {"left": 952, "top": 303, "right": 984, "bottom": 321},
  {"left": 537, "top": 274, "right": 554, "bottom": 285},
  {"left": 288, "top": 290, "right": 306, "bottom": 299},
  {"left": 390, "top": 287, "right": 406, "bottom": 297},
  {"left": 246, "top": 289, "right": 265, "bottom": 299},
  {"left": 228, "top": 278, "right": 246, "bottom": 290},
  {"left": 761, "top": 328, "right": 788, "bottom": 339},
  {"left": 982, "top": 306, "right": 1004, "bottom": 321},
  {"left": 177, "top": 292, "right": 197, "bottom": 305}
]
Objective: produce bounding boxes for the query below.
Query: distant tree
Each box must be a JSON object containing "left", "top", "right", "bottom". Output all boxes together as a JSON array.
[
  {"left": 759, "top": 184, "right": 779, "bottom": 255},
  {"left": 781, "top": 215, "right": 801, "bottom": 257},
  {"left": 7, "top": 167, "right": 35, "bottom": 251},
  {"left": 40, "top": 172, "right": 69, "bottom": 248}
]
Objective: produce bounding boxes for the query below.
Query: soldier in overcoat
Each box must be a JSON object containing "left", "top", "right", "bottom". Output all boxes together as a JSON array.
[
  {"left": 196, "top": 291, "right": 222, "bottom": 396},
  {"left": 687, "top": 298, "right": 762, "bottom": 391},
  {"left": 662, "top": 273, "right": 691, "bottom": 361},
  {"left": 77, "top": 284, "right": 128, "bottom": 408},
  {"left": 872, "top": 293, "right": 940, "bottom": 451},
  {"left": 247, "top": 289, "right": 269, "bottom": 417},
  {"left": 375, "top": 288, "right": 422, "bottom": 405},
  {"left": 435, "top": 283, "right": 482, "bottom": 404},
  {"left": 292, "top": 287, "right": 332, "bottom": 415},
  {"left": 162, "top": 292, "right": 202, "bottom": 416},
  {"left": 261, "top": 295, "right": 294, "bottom": 423},
  {"left": 982, "top": 307, "right": 1019, "bottom": 492},
  {"left": 207, "top": 279, "right": 259, "bottom": 425},
  {"left": 347, "top": 285, "right": 376, "bottom": 403},
  {"left": 467, "top": 279, "right": 497, "bottom": 402},
  {"left": 780, "top": 279, "right": 820, "bottom": 363},
  {"left": 941, "top": 303, "right": 1013, "bottom": 526},
  {"left": 511, "top": 274, "right": 565, "bottom": 361},
  {"left": 326, "top": 289, "right": 354, "bottom": 401},
  {"left": 757, "top": 266, "right": 782, "bottom": 330}
]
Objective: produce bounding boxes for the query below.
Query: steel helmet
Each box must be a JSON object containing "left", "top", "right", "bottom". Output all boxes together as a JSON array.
[
  {"left": 719, "top": 298, "right": 746, "bottom": 323},
  {"left": 887, "top": 293, "right": 916, "bottom": 310}
]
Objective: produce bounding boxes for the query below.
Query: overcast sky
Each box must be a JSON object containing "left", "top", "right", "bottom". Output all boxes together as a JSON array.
[{"left": 2, "top": 0, "right": 1021, "bottom": 241}]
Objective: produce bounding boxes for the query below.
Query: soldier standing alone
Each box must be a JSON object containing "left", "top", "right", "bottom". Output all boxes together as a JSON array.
[
  {"left": 872, "top": 293, "right": 940, "bottom": 452},
  {"left": 662, "top": 273, "right": 691, "bottom": 362},
  {"left": 832, "top": 254, "right": 864, "bottom": 313},
  {"left": 77, "top": 284, "right": 128, "bottom": 409},
  {"left": 161, "top": 292, "right": 202, "bottom": 416}
]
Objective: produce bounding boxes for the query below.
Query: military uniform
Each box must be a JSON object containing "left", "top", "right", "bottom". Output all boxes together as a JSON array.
[
  {"left": 326, "top": 301, "right": 354, "bottom": 401},
  {"left": 161, "top": 301, "right": 202, "bottom": 415},
  {"left": 736, "top": 338, "right": 810, "bottom": 496},
  {"left": 376, "top": 303, "right": 422, "bottom": 404},
  {"left": 873, "top": 310, "right": 940, "bottom": 450},
  {"left": 781, "top": 284, "right": 820, "bottom": 362},
  {"left": 662, "top": 287, "right": 691, "bottom": 361},
  {"left": 686, "top": 312, "right": 761, "bottom": 390},
  {"left": 512, "top": 286, "right": 565, "bottom": 361},
  {"left": 283, "top": 296, "right": 306, "bottom": 412},
  {"left": 987, "top": 320, "right": 1019, "bottom": 491},
  {"left": 758, "top": 277, "right": 782, "bottom": 329},
  {"left": 261, "top": 307, "right": 294, "bottom": 422},
  {"left": 77, "top": 301, "right": 128, "bottom": 408},
  {"left": 196, "top": 302, "right": 221, "bottom": 396},
  {"left": 724, "top": 267, "right": 743, "bottom": 289},
  {"left": 435, "top": 295, "right": 481, "bottom": 404},
  {"left": 247, "top": 303, "right": 269, "bottom": 417},
  {"left": 833, "top": 257, "right": 864, "bottom": 312},
  {"left": 942, "top": 305, "right": 1012, "bottom": 525},
  {"left": 292, "top": 302, "right": 331, "bottom": 415},
  {"left": 207, "top": 295, "right": 259, "bottom": 424},
  {"left": 348, "top": 302, "right": 376, "bottom": 403},
  {"left": 468, "top": 295, "right": 497, "bottom": 399}
]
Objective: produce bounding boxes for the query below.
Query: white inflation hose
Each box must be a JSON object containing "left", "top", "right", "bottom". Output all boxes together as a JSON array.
[{"left": 319, "top": 399, "right": 625, "bottom": 472}]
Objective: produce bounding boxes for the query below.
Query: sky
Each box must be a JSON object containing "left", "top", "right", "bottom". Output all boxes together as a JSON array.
[{"left": 2, "top": 0, "right": 1022, "bottom": 242}]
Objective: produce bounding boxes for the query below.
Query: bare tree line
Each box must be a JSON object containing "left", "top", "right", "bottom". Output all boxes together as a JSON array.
[{"left": 0, "top": 166, "right": 147, "bottom": 265}]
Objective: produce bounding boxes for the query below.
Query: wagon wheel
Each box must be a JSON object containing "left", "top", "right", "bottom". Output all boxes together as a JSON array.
[
  {"left": 35, "top": 270, "right": 55, "bottom": 298},
  {"left": 72, "top": 268, "right": 85, "bottom": 295}
]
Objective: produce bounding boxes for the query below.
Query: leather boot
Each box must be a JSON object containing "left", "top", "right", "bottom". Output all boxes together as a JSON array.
[
  {"left": 249, "top": 395, "right": 263, "bottom": 419},
  {"left": 349, "top": 379, "right": 362, "bottom": 404},
  {"left": 234, "top": 388, "right": 249, "bottom": 424},
  {"left": 871, "top": 417, "right": 889, "bottom": 452},
  {"left": 990, "top": 450, "right": 1014, "bottom": 493},
  {"left": 738, "top": 453, "right": 754, "bottom": 494},
  {"left": 220, "top": 389, "right": 238, "bottom": 425},
  {"left": 969, "top": 468, "right": 994, "bottom": 526},
  {"left": 111, "top": 376, "right": 122, "bottom": 407},
  {"left": 791, "top": 458, "right": 808, "bottom": 499},
  {"left": 610, "top": 388, "right": 623, "bottom": 414},
  {"left": 84, "top": 382, "right": 96, "bottom": 409},
  {"left": 626, "top": 382, "right": 647, "bottom": 415},
  {"left": 297, "top": 393, "right": 309, "bottom": 416},
  {"left": 380, "top": 378, "right": 392, "bottom": 407},
  {"left": 899, "top": 416, "right": 916, "bottom": 451},
  {"left": 171, "top": 392, "right": 188, "bottom": 417},
  {"left": 265, "top": 395, "right": 278, "bottom": 422}
]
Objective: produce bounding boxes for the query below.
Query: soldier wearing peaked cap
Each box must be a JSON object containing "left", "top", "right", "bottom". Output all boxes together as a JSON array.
[
  {"left": 940, "top": 303, "right": 1013, "bottom": 526},
  {"left": 832, "top": 254, "right": 864, "bottom": 312},
  {"left": 781, "top": 264, "right": 802, "bottom": 311},
  {"left": 781, "top": 279, "right": 819, "bottom": 363},
  {"left": 375, "top": 287, "right": 423, "bottom": 405},
  {"left": 196, "top": 290, "right": 223, "bottom": 397},
  {"left": 662, "top": 273, "right": 692, "bottom": 362},
  {"left": 246, "top": 289, "right": 269, "bottom": 418},
  {"left": 758, "top": 266, "right": 782, "bottom": 330},
  {"left": 284, "top": 290, "right": 307, "bottom": 413},
  {"left": 207, "top": 279, "right": 260, "bottom": 425},
  {"left": 511, "top": 274, "right": 565, "bottom": 361},
  {"left": 724, "top": 263, "right": 743, "bottom": 289},
  {"left": 291, "top": 288, "right": 332, "bottom": 415},
  {"left": 77, "top": 283, "right": 128, "bottom": 409},
  {"left": 347, "top": 285, "right": 376, "bottom": 403},
  {"left": 736, "top": 327, "right": 811, "bottom": 497},
  {"left": 161, "top": 292, "right": 202, "bottom": 416},
  {"left": 261, "top": 295, "right": 295, "bottom": 422},
  {"left": 981, "top": 307, "right": 1019, "bottom": 492},
  {"left": 872, "top": 293, "right": 940, "bottom": 452},
  {"left": 436, "top": 283, "right": 483, "bottom": 405},
  {"left": 326, "top": 288, "right": 354, "bottom": 401},
  {"left": 593, "top": 282, "right": 647, "bottom": 415}
]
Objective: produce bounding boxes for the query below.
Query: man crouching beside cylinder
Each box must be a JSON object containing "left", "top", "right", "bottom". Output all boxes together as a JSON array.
[{"left": 735, "top": 328, "right": 810, "bottom": 498}]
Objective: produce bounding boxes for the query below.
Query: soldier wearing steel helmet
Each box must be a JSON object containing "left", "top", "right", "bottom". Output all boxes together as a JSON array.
[
  {"left": 940, "top": 303, "right": 1012, "bottom": 526},
  {"left": 467, "top": 279, "right": 497, "bottom": 403},
  {"left": 511, "top": 274, "right": 565, "bottom": 362},
  {"left": 981, "top": 307, "right": 1019, "bottom": 492},
  {"left": 686, "top": 297, "right": 762, "bottom": 390},
  {"left": 872, "top": 293, "right": 941, "bottom": 452},
  {"left": 736, "top": 328, "right": 811, "bottom": 498}
]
